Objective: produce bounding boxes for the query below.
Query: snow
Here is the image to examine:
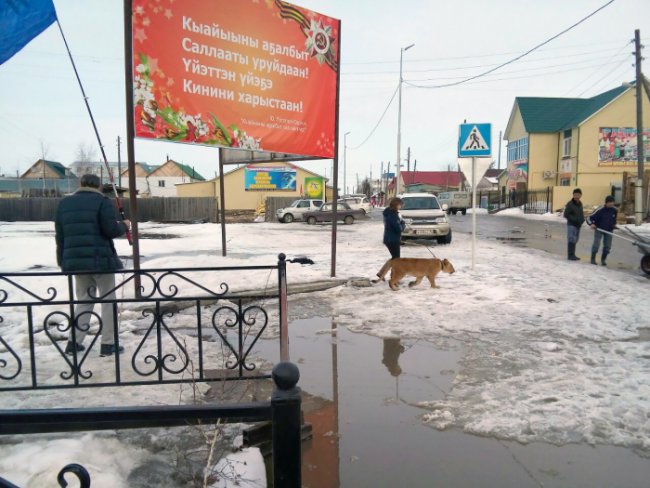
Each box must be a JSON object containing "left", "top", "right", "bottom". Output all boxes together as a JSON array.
[
  {"left": 494, "top": 206, "right": 565, "bottom": 222},
  {"left": 208, "top": 448, "right": 266, "bottom": 488},
  {"left": 464, "top": 207, "right": 488, "bottom": 214},
  {"left": 1, "top": 215, "right": 650, "bottom": 481}
]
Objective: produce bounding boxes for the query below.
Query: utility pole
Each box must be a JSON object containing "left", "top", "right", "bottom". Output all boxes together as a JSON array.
[
  {"left": 406, "top": 147, "right": 411, "bottom": 172},
  {"left": 497, "top": 130, "right": 503, "bottom": 170},
  {"left": 396, "top": 43, "right": 415, "bottom": 196},
  {"left": 117, "top": 136, "right": 122, "bottom": 188},
  {"left": 634, "top": 29, "right": 645, "bottom": 225},
  {"left": 380, "top": 161, "right": 384, "bottom": 197}
]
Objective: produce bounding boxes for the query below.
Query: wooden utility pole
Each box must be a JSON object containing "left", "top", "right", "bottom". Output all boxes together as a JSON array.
[
  {"left": 497, "top": 130, "right": 503, "bottom": 170},
  {"left": 634, "top": 29, "right": 645, "bottom": 224}
]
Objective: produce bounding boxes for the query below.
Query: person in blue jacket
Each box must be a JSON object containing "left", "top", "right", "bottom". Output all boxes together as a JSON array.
[
  {"left": 375, "top": 197, "right": 406, "bottom": 281},
  {"left": 55, "top": 174, "right": 131, "bottom": 357},
  {"left": 586, "top": 195, "right": 618, "bottom": 266}
]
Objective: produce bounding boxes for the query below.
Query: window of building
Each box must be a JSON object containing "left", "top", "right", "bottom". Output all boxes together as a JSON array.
[
  {"left": 560, "top": 178, "right": 570, "bottom": 186},
  {"left": 507, "top": 137, "right": 528, "bottom": 162},
  {"left": 563, "top": 129, "right": 572, "bottom": 157},
  {"left": 158, "top": 180, "right": 165, "bottom": 187}
]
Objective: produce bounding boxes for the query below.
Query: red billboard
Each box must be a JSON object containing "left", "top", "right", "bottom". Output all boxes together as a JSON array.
[{"left": 131, "top": 0, "right": 339, "bottom": 158}]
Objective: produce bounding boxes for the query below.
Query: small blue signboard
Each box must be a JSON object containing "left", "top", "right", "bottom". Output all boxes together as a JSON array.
[{"left": 458, "top": 123, "right": 492, "bottom": 158}]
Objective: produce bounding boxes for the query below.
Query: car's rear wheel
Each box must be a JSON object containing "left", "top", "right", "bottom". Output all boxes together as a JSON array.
[
  {"left": 283, "top": 214, "right": 294, "bottom": 223},
  {"left": 461, "top": 209, "right": 467, "bottom": 215},
  {"left": 307, "top": 216, "right": 316, "bottom": 225},
  {"left": 452, "top": 209, "right": 458, "bottom": 215},
  {"left": 344, "top": 215, "right": 354, "bottom": 225}
]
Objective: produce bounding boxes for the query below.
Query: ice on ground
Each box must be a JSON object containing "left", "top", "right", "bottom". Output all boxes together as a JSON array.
[
  {"left": 208, "top": 447, "right": 266, "bottom": 488},
  {"left": 1, "top": 218, "right": 649, "bottom": 462}
]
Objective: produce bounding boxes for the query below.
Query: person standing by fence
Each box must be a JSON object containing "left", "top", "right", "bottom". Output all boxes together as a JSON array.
[
  {"left": 587, "top": 195, "right": 618, "bottom": 266},
  {"left": 563, "top": 188, "right": 584, "bottom": 261},
  {"left": 55, "top": 174, "right": 130, "bottom": 357}
]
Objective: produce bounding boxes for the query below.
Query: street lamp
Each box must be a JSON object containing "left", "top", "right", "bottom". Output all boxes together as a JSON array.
[
  {"left": 396, "top": 43, "right": 414, "bottom": 196},
  {"left": 343, "top": 131, "right": 351, "bottom": 196}
]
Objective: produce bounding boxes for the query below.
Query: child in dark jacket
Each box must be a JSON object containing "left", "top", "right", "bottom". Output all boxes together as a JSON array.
[{"left": 586, "top": 195, "right": 618, "bottom": 266}]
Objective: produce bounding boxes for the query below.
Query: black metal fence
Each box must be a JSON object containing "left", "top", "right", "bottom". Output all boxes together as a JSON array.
[
  {"left": 477, "top": 187, "right": 553, "bottom": 214},
  {"left": 0, "top": 255, "right": 301, "bottom": 487}
]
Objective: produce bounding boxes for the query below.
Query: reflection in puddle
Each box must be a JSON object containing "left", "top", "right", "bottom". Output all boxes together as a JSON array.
[{"left": 250, "top": 312, "right": 650, "bottom": 488}]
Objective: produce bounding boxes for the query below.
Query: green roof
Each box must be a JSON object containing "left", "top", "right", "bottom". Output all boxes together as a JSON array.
[
  {"left": 43, "top": 160, "right": 70, "bottom": 178},
  {"left": 516, "top": 85, "right": 629, "bottom": 133},
  {"left": 175, "top": 162, "right": 205, "bottom": 181}
]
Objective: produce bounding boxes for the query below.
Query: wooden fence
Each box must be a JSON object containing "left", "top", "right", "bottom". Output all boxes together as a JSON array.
[
  {"left": 264, "top": 197, "right": 298, "bottom": 222},
  {"left": 0, "top": 197, "right": 219, "bottom": 223}
]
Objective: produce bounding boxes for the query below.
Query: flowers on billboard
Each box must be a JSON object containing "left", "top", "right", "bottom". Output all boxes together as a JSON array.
[{"left": 134, "top": 54, "right": 260, "bottom": 149}]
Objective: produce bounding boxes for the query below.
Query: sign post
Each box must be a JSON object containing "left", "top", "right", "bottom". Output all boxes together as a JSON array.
[{"left": 458, "top": 123, "right": 492, "bottom": 270}]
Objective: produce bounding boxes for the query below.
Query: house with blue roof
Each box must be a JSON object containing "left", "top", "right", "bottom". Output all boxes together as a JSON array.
[{"left": 504, "top": 82, "right": 650, "bottom": 209}]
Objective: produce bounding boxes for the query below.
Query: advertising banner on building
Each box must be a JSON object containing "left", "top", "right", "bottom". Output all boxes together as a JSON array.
[
  {"left": 506, "top": 160, "right": 528, "bottom": 190},
  {"left": 598, "top": 127, "right": 650, "bottom": 166},
  {"left": 244, "top": 166, "right": 296, "bottom": 191},
  {"left": 131, "top": 0, "right": 339, "bottom": 158},
  {"left": 304, "top": 176, "right": 324, "bottom": 199}
]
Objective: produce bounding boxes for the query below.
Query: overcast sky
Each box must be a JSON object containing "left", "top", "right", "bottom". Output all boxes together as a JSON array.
[{"left": 1, "top": 0, "right": 648, "bottom": 188}]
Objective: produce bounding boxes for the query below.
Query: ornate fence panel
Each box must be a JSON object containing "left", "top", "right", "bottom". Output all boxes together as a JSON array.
[{"left": 0, "top": 257, "right": 289, "bottom": 391}]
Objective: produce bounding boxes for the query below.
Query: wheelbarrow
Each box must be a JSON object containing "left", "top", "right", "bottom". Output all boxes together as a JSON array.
[{"left": 596, "top": 227, "right": 650, "bottom": 276}]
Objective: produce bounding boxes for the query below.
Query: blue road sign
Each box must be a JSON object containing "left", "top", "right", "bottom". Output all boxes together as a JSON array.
[{"left": 458, "top": 123, "right": 492, "bottom": 158}]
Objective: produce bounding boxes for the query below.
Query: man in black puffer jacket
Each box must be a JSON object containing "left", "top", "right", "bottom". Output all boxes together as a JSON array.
[
  {"left": 55, "top": 174, "right": 131, "bottom": 357},
  {"left": 563, "top": 188, "right": 584, "bottom": 261}
]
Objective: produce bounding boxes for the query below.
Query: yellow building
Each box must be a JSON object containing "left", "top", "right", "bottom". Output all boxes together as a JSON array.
[
  {"left": 176, "top": 161, "right": 332, "bottom": 210},
  {"left": 504, "top": 83, "right": 650, "bottom": 209}
]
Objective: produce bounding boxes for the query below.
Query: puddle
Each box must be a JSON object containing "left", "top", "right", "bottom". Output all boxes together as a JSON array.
[
  {"left": 138, "top": 233, "right": 181, "bottom": 240},
  {"left": 247, "top": 311, "right": 650, "bottom": 487}
]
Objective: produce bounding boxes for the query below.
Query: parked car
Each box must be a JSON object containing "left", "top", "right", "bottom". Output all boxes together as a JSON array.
[
  {"left": 338, "top": 196, "right": 371, "bottom": 214},
  {"left": 399, "top": 193, "right": 452, "bottom": 244},
  {"left": 437, "top": 191, "right": 470, "bottom": 215},
  {"left": 276, "top": 199, "right": 323, "bottom": 223},
  {"left": 303, "top": 202, "right": 365, "bottom": 225}
]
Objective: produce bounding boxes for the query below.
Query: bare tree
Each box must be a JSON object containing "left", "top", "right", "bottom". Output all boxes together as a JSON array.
[
  {"left": 38, "top": 138, "right": 50, "bottom": 160},
  {"left": 359, "top": 177, "right": 372, "bottom": 197},
  {"left": 73, "top": 142, "right": 97, "bottom": 176}
]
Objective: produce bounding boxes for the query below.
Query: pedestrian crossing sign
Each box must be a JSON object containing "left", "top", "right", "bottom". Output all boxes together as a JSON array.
[{"left": 458, "top": 123, "right": 492, "bottom": 157}]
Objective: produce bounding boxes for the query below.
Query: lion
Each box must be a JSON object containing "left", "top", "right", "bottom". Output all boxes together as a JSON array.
[{"left": 384, "top": 258, "right": 455, "bottom": 291}]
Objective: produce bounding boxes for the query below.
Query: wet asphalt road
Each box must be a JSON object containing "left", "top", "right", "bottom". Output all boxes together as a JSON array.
[
  {"left": 450, "top": 213, "right": 646, "bottom": 276},
  {"left": 369, "top": 208, "right": 647, "bottom": 277}
]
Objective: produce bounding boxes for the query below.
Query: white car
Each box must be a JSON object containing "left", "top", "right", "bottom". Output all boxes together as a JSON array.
[
  {"left": 399, "top": 193, "right": 452, "bottom": 244},
  {"left": 338, "top": 196, "right": 371, "bottom": 215},
  {"left": 276, "top": 199, "right": 323, "bottom": 223}
]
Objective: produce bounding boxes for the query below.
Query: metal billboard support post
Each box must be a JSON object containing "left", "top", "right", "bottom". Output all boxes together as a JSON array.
[
  {"left": 123, "top": 0, "right": 141, "bottom": 295},
  {"left": 330, "top": 20, "right": 342, "bottom": 278},
  {"left": 218, "top": 148, "right": 227, "bottom": 257}
]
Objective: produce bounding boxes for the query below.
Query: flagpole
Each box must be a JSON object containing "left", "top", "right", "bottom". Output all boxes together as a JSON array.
[{"left": 54, "top": 17, "right": 132, "bottom": 245}]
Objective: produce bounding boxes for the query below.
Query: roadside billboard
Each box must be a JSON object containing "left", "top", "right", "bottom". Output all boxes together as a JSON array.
[
  {"left": 131, "top": 0, "right": 339, "bottom": 157},
  {"left": 304, "top": 176, "right": 324, "bottom": 199},
  {"left": 598, "top": 127, "right": 650, "bottom": 165},
  {"left": 244, "top": 166, "right": 296, "bottom": 191}
]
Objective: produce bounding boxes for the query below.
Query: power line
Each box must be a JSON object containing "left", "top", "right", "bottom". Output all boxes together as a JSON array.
[
  {"left": 405, "top": 0, "right": 616, "bottom": 90},
  {"left": 405, "top": 55, "right": 624, "bottom": 83},
  {"left": 341, "top": 45, "right": 628, "bottom": 76},
  {"left": 564, "top": 41, "right": 632, "bottom": 95},
  {"left": 577, "top": 57, "right": 633, "bottom": 96},
  {"left": 341, "top": 37, "right": 648, "bottom": 66},
  {"left": 347, "top": 84, "right": 399, "bottom": 150}
]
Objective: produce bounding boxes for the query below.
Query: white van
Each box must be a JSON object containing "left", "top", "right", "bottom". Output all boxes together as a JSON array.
[
  {"left": 437, "top": 191, "right": 470, "bottom": 215},
  {"left": 399, "top": 193, "right": 452, "bottom": 244}
]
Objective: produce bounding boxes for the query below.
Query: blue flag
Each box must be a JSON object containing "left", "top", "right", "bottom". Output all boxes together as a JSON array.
[{"left": 0, "top": 0, "right": 57, "bottom": 65}]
